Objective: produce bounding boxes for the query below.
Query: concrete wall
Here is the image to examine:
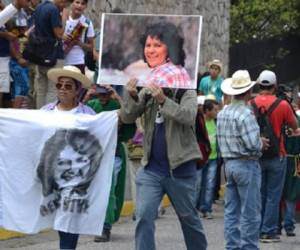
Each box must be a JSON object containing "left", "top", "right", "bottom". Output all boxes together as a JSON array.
[{"left": 87, "top": 0, "right": 230, "bottom": 76}]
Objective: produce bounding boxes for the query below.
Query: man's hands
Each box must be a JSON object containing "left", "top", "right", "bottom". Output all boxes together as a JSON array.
[
  {"left": 126, "top": 79, "right": 138, "bottom": 98},
  {"left": 3, "top": 31, "right": 17, "bottom": 41},
  {"left": 288, "top": 128, "right": 300, "bottom": 137},
  {"left": 147, "top": 83, "right": 166, "bottom": 104},
  {"left": 261, "top": 137, "right": 270, "bottom": 151},
  {"left": 17, "top": 57, "right": 27, "bottom": 67},
  {"left": 126, "top": 79, "right": 166, "bottom": 104}
]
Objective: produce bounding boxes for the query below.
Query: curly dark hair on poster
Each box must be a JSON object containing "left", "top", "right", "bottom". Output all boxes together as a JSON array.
[
  {"left": 140, "top": 22, "right": 186, "bottom": 67},
  {"left": 37, "top": 129, "right": 103, "bottom": 197}
]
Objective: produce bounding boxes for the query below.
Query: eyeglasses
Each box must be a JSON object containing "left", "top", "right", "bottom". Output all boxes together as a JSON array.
[{"left": 56, "top": 83, "right": 74, "bottom": 90}]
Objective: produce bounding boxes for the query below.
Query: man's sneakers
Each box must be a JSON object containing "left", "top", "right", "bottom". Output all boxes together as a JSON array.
[
  {"left": 286, "top": 230, "right": 296, "bottom": 237},
  {"left": 260, "top": 230, "right": 296, "bottom": 243},
  {"left": 94, "top": 229, "right": 111, "bottom": 243},
  {"left": 200, "top": 212, "right": 213, "bottom": 219},
  {"left": 260, "top": 234, "right": 280, "bottom": 243}
]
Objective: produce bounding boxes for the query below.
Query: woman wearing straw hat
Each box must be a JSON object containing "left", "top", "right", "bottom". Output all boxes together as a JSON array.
[
  {"left": 41, "top": 65, "right": 95, "bottom": 250},
  {"left": 42, "top": 65, "right": 95, "bottom": 113},
  {"left": 217, "top": 70, "right": 270, "bottom": 250}
]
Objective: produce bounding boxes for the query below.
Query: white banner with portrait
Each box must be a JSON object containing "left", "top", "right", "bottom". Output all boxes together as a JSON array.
[{"left": 0, "top": 109, "right": 118, "bottom": 235}]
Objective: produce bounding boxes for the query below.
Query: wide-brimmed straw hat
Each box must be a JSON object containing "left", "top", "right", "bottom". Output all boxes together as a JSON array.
[
  {"left": 221, "top": 70, "right": 256, "bottom": 96},
  {"left": 47, "top": 65, "right": 92, "bottom": 88},
  {"left": 208, "top": 59, "right": 223, "bottom": 72}
]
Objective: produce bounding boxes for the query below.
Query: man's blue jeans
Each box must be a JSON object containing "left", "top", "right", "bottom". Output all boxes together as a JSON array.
[
  {"left": 197, "top": 159, "right": 217, "bottom": 212},
  {"left": 283, "top": 200, "right": 296, "bottom": 232},
  {"left": 224, "top": 159, "right": 261, "bottom": 250},
  {"left": 260, "top": 157, "right": 287, "bottom": 235},
  {"left": 135, "top": 168, "right": 207, "bottom": 250}
]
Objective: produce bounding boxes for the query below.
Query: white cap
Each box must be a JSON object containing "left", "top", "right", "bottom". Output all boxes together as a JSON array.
[
  {"left": 197, "top": 96, "right": 206, "bottom": 105},
  {"left": 257, "top": 70, "right": 277, "bottom": 86}
]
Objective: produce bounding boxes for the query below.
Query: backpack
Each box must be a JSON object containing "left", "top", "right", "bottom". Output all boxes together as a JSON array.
[
  {"left": 251, "top": 98, "right": 282, "bottom": 158},
  {"left": 174, "top": 89, "right": 211, "bottom": 168},
  {"left": 22, "top": 1, "right": 59, "bottom": 67}
]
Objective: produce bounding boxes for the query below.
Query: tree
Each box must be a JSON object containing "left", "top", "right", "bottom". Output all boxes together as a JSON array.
[{"left": 230, "top": 0, "right": 300, "bottom": 44}]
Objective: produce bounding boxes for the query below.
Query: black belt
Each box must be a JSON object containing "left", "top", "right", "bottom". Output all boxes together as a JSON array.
[{"left": 225, "top": 156, "right": 259, "bottom": 161}]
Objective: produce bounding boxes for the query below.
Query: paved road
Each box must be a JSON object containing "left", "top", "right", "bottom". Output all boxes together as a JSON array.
[{"left": 0, "top": 203, "right": 299, "bottom": 250}]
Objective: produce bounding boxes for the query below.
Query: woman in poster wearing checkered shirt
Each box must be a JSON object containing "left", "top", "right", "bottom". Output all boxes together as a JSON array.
[{"left": 140, "top": 22, "right": 191, "bottom": 89}]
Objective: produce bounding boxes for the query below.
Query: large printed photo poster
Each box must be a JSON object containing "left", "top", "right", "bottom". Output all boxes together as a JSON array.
[
  {"left": 98, "top": 14, "right": 202, "bottom": 89},
  {"left": 0, "top": 109, "right": 118, "bottom": 235}
]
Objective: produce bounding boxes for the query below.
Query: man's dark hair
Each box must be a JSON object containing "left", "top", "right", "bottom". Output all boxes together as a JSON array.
[
  {"left": 203, "top": 99, "right": 219, "bottom": 113},
  {"left": 140, "top": 22, "right": 186, "bottom": 66},
  {"left": 259, "top": 85, "right": 275, "bottom": 91},
  {"left": 111, "top": 7, "right": 123, "bottom": 13},
  {"left": 276, "top": 84, "right": 292, "bottom": 102},
  {"left": 235, "top": 89, "right": 251, "bottom": 99},
  {"left": 72, "top": 0, "right": 88, "bottom": 3}
]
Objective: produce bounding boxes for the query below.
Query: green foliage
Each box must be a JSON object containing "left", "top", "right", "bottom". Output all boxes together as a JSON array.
[{"left": 230, "top": 0, "right": 300, "bottom": 44}]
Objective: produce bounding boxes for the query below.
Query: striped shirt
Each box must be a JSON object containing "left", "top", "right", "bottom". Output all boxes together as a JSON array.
[
  {"left": 217, "top": 101, "right": 262, "bottom": 158},
  {"left": 146, "top": 62, "right": 191, "bottom": 88}
]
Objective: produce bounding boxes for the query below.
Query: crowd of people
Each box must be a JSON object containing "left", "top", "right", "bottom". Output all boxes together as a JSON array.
[{"left": 0, "top": 1, "right": 300, "bottom": 250}]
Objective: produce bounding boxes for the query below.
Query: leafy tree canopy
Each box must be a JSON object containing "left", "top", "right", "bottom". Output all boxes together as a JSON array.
[{"left": 231, "top": 0, "right": 300, "bottom": 44}]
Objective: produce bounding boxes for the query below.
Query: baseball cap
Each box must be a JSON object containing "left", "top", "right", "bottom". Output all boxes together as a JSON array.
[
  {"left": 95, "top": 85, "right": 112, "bottom": 94},
  {"left": 197, "top": 95, "right": 206, "bottom": 105},
  {"left": 257, "top": 70, "right": 277, "bottom": 86}
]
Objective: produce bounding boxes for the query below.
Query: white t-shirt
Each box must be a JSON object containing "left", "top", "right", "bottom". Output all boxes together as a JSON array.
[
  {"left": 64, "top": 15, "right": 95, "bottom": 65},
  {"left": 54, "top": 106, "right": 79, "bottom": 114}
]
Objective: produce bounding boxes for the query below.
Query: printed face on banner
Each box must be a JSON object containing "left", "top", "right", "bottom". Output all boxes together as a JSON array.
[
  {"left": 37, "top": 129, "right": 103, "bottom": 216},
  {"left": 98, "top": 14, "right": 202, "bottom": 89},
  {"left": 55, "top": 146, "right": 91, "bottom": 187}
]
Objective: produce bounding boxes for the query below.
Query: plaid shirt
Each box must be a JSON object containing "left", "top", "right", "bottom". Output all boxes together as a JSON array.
[
  {"left": 217, "top": 101, "right": 262, "bottom": 158},
  {"left": 146, "top": 62, "right": 191, "bottom": 88}
]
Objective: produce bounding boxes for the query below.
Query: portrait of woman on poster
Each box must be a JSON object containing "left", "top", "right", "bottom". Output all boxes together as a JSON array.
[{"left": 140, "top": 22, "right": 191, "bottom": 89}]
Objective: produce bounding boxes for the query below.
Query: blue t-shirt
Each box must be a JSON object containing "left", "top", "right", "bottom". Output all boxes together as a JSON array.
[
  {"left": 33, "top": 1, "right": 64, "bottom": 59},
  {"left": 199, "top": 75, "right": 223, "bottom": 102},
  {"left": 145, "top": 122, "right": 197, "bottom": 177},
  {"left": 0, "top": 28, "right": 10, "bottom": 57}
]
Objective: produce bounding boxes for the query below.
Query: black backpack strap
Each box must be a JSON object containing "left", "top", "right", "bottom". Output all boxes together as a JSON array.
[
  {"left": 83, "top": 18, "right": 91, "bottom": 43},
  {"left": 174, "top": 89, "right": 187, "bottom": 103},
  {"left": 266, "top": 98, "right": 282, "bottom": 116},
  {"left": 250, "top": 99, "right": 259, "bottom": 116}
]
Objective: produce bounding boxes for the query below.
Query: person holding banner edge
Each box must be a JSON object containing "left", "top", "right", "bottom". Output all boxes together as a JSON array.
[
  {"left": 120, "top": 22, "right": 207, "bottom": 250},
  {"left": 41, "top": 65, "right": 95, "bottom": 250}
]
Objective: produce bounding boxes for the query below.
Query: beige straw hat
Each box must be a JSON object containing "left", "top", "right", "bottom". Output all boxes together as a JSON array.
[
  {"left": 47, "top": 65, "right": 92, "bottom": 88},
  {"left": 221, "top": 70, "right": 256, "bottom": 95}
]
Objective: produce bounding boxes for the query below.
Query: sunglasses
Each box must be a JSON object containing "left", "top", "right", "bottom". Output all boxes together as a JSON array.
[{"left": 56, "top": 83, "right": 74, "bottom": 90}]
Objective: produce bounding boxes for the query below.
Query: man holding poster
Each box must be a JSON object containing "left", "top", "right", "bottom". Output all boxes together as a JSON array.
[{"left": 120, "top": 22, "right": 207, "bottom": 250}]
